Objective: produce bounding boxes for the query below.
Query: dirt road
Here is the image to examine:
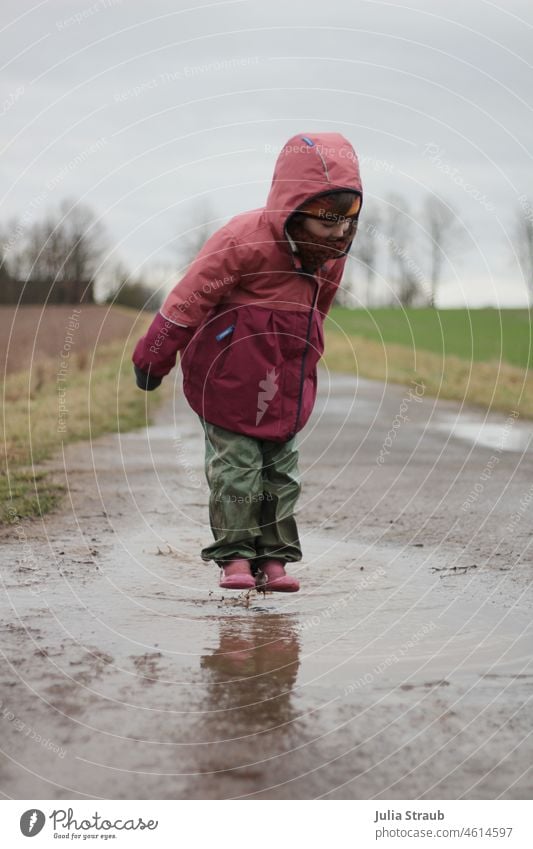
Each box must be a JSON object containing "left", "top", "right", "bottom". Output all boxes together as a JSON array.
[{"left": 1, "top": 371, "right": 532, "bottom": 799}]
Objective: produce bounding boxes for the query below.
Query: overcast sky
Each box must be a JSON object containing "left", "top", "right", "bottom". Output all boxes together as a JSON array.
[{"left": 1, "top": 0, "right": 532, "bottom": 306}]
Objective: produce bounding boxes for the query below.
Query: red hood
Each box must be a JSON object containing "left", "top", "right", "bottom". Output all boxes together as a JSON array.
[{"left": 265, "top": 132, "right": 363, "bottom": 242}]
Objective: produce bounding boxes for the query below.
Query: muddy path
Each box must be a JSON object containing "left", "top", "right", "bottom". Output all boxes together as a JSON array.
[{"left": 1, "top": 371, "right": 532, "bottom": 799}]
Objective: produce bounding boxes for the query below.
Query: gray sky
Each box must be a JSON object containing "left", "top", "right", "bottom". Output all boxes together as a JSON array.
[{"left": 1, "top": 0, "right": 532, "bottom": 306}]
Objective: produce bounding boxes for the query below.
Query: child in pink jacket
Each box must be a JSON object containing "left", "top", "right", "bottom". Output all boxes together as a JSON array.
[{"left": 133, "top": 132, "right": 363, "bottom": 592}]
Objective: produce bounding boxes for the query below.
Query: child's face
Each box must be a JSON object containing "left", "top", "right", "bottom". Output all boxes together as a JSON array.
[{"left": 301, "top": 215, "right": 354, "bottom": 241}]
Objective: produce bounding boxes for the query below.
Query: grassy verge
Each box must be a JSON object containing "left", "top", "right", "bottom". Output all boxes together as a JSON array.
[
  {"left": 322, "top": 331, "right": 533, "bottom": 418},
  {"left": 1, "top": 331, "right": 162, "bottom": 524},
  {"left": 326, "top": 307, "right": 532, "bottom": 368}
]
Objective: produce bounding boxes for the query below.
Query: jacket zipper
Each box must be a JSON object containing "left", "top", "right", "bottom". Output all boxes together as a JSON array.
[
  {"left": 282, "top": 207, "right": 323, "bottom": 440},
  {"left": 287, "top": 274, "right": 319, "bottom": 440}
]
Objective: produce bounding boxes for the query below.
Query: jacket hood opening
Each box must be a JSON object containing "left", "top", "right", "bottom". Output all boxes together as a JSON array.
[{"left": 265, "top": 133, "right": 363, "bottom": 246}]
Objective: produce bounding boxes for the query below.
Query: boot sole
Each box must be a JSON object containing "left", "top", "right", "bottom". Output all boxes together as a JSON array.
[
  {"left": 261, "top": 578, "right": 300, "bottom": 593},
  {"left": 219, "top": 575, "right": 256, "bottom": 590}
]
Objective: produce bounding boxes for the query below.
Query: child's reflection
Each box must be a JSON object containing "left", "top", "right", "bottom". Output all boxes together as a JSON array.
[{"left": 200, "top": 615, "right": 300, "bottom": 732}]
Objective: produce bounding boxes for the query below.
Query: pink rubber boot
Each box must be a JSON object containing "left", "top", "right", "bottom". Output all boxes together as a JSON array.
[
  {"left": 219, "top": 558, "right": 256, "bottom": 590},
  {"left": 257, "top": 559, "right": 300, "bottom": 592}
]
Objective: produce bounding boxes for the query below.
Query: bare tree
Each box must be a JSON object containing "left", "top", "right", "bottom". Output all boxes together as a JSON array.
[
  {"left": 24, "top": 214, "right": 67, "bottom": 281},
  {"left": 0, "top": 216, "right": 24, "bottom": 279},
  {"left": 383, "top": 193, "right": 427, "bottom": 307},
  {"left": 8, "top": 198, "right": 108, "bottom": 291},
  {"left": 515, "top": 197, "right": 533, "bottom": 304},
  {"left": 422, "top": 194, "right": 464, "bottom": 308},
  {"left": 56, "top": 199, "right": 108, "bottom": 287},
  {"left": 354, "top": 201, "right": 382, "bottom": 307},
  {"left": 101, "top": 259, "right": 162, "bottom": 311},
  {"left": 173, "top": 199, "right": 217, "bottom": 270},
  {"left": 99, "top": 259, "right": 131, "bottom": 301},
  {"left": 0, "top": 241, "right": 11, "bottom": 298}
]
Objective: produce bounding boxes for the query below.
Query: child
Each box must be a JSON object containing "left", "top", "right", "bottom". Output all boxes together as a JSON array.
[{"left": 132, "top": 132, "right": 363, "bottom": 592}]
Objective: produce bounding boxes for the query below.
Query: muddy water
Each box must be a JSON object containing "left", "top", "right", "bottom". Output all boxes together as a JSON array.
[{"left": 1, "top": 374, "right": 532, "bottom": 799}]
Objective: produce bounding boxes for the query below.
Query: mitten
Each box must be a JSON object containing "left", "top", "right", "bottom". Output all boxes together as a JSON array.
[{"left": 134, "top": 364, "right": 163, "bottom": 391}]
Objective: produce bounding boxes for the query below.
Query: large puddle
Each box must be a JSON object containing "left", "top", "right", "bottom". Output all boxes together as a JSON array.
[{"left": 2, "top": 377, "right": 532, "bottom": 799}]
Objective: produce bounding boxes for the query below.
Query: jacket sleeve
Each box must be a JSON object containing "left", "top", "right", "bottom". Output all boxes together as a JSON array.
[
  {"left": 132, "top": 313, "right": 196, "bottom": 378},
  {"left": 160, "top": 224, "right": 242, "bottom": 326},
  {"left": 132, "top": 224, "right": 242, "bottom": 378}
]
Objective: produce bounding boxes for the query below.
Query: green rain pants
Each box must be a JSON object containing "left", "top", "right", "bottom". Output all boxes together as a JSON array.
[{"left": 198, "top": 416, "right": 303, "bottom": 570}]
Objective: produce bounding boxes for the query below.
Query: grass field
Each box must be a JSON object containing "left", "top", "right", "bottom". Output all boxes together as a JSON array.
[
  {"left": 326, "top": 307, "right": 532, "bottom": 368},
  {"left": 1, "top": 305, "right": 159, "bottom": 523},
  {"left": 323, "top": 307, "right": 533, "bottom": 418}
]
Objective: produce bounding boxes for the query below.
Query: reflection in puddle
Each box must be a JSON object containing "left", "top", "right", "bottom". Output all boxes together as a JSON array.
[{"left": 200, "top": 616, "right": 300, "bottom": 732}]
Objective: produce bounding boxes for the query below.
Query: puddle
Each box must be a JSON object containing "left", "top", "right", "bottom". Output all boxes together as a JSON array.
[
  {"left": 430, "top": 412, "right": 532, "bottom": 453},
  {"left": 5, "top": 530, "right": 530, "bottom": 697},
  {"left": 2, "top": 379, "right": 532, "bottom": 800}
]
